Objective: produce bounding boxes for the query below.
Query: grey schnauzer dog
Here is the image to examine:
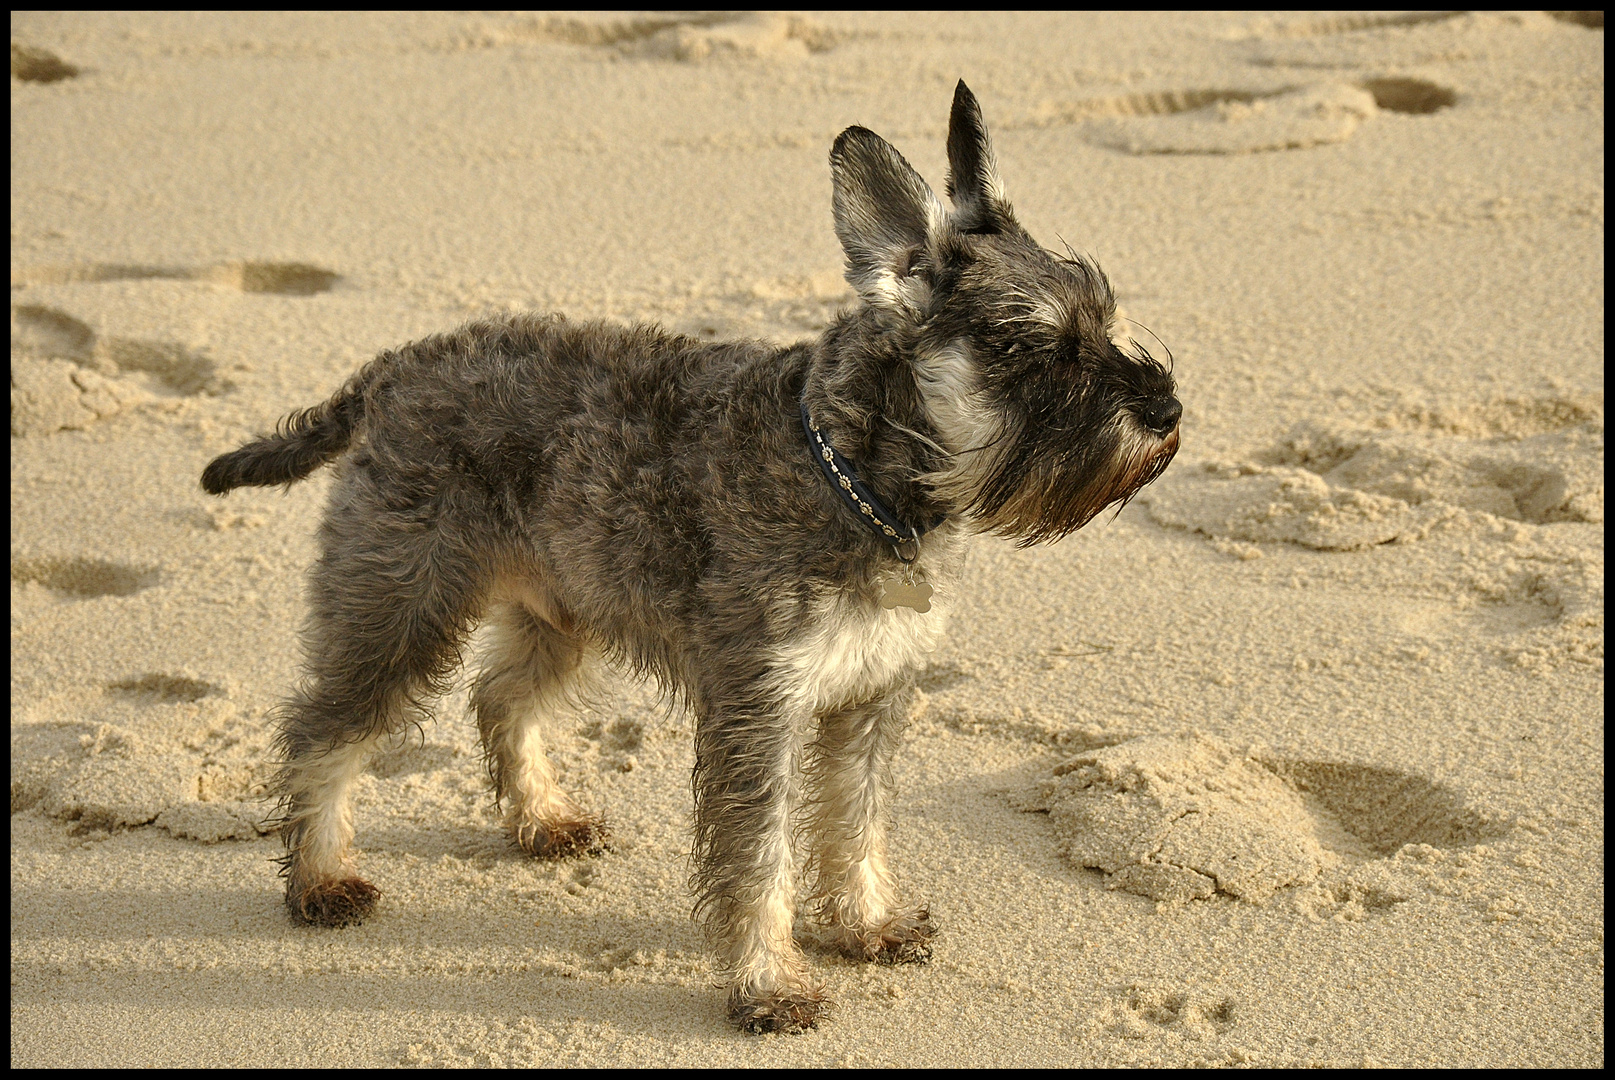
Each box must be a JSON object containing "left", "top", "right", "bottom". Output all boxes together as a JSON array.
[{"left": 201, "top": 81, "right": 1180, "bottom": 1034}]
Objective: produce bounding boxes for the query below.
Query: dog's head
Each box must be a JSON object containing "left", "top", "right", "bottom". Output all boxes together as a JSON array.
[{"left": 831, "top": 80, "right": 1181, "bottom": 544}]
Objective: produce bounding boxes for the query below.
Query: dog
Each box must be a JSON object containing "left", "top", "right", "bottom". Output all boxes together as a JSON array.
[{"left": 201, "top": 80, "right": 1181, "bottom": 1034}]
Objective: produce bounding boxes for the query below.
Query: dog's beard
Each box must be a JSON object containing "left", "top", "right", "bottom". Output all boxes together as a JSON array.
[{"left": 946, "top": 416, "right": 1179, "bottom": 545}]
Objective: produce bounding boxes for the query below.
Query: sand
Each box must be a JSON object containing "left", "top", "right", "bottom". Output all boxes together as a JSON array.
[{"left": 9, "top": 11, "right": 1603, "bottom": 1067}]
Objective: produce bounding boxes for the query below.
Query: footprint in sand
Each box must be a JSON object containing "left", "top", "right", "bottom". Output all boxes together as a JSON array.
[
  {"left": 11, "top": 675, "right": 272, "bottom": 843},
  {"left": 1031, "top": 6, "right": 1470, "bottom": 156},
  {"left": 1234, "top": 10, "right": 1596, "bottom": 76},
  {"left": 10, "top": 259, "right": 340, "bottom": 295},
  {"left": 10, "top": 720, "right": 191, "bottom": 831},
  {"left": 10, "top": 43, "right": 80, "bottom": 83},
  {"left": 1142, "top": 395, "right": 1603, "bottom": 544},
  {"left": 1140, "top": 396, "right": 1604, "bottom": 669},
  {"left": 1033, "top": 77, "right": 1454, "bottom": 156},
  {"left": 916, "top": 660, "right": 974, "bottom": 694},
  {"left": 1237, "top": 8, "right": 1604, "bottom": 40},
  {"left": 1233, "top": 10, "right": 1470, "bottom": 40},
  {"left": 10, "top": 554, "right": 161, "bottom": 599},
  {"left": 10, "top": 304, "right": 232, "bottom": 435},
  {"left": 107, "top": 672, "right": 223, "bottom": 704},
  {"left": 1543, "top": 12, "right": 1604, "bottom": 29},
  {"left": 1100, "top": 982, "right": 1238, "bottom": 1041},
  {"left": 368, "top": 741, "right": 462, "bottom": 780},
  {"left": 1025, "top": 730, "right": 1502, "bottom": 911},
  {"left": 480, "top": 11, "right": 834, "bottom": 62}
]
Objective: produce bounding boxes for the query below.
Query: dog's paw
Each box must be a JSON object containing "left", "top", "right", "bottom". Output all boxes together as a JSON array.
[
  {"left": 514, "top": 816, "right": 612, "bottom": 860},
  {"left": 288, "top": 877, "right": 380, "bottom": 927},
  {"left": 729, "top": 986, "right": 829, "bottom": 1035},
  {"left": 846, "top": 907, "right": 937, "bottom": 965}
]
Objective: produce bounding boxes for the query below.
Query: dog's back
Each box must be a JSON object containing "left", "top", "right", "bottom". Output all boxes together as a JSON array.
[
  {"left": 201, "top": 311, "right": 833, "bottom": 682},
  {"left": 203, "top": 313, "right": 804, "bottom": 519}
]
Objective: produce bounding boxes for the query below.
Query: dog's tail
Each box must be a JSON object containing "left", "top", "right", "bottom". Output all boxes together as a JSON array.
[{"left": 201, "top": 362, "right": 379, "bottom": 495}]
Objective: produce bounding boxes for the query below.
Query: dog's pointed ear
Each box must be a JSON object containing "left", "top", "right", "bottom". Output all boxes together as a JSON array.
[
  {"left": 831, "top": 125, "right": 944, "bottom": 316},
  {"left": 945, "top": 80, "right": 1010, "bottom": 233}
]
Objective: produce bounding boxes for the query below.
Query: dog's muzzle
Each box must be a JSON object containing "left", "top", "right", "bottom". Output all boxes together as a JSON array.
[{"left": 1140, "top": 395, "right": 1182, "bottom": 437}]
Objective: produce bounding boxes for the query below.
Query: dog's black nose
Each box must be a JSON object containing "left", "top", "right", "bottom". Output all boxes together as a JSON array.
[{"left": 1140, "top": 396, "right": 1182, "bottom": 435}]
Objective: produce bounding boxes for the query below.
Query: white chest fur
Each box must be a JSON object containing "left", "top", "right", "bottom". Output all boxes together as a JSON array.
[{"left": 770, "top": 579, "right": 949, "bottom": 717}]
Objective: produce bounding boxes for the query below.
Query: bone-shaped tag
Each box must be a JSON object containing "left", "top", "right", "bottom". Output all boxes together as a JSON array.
[{"left": 879, "top": 578, "right": 933, "bottom": 613}]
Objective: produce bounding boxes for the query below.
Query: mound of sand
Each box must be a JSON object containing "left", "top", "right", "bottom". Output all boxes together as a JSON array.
[
  {"left": 1032, "top": 732, "right": 1326, "bottom": 902},
  {"left": 1143, "top": 398, "right": 1603, "bottom": 551},
  {"left": 1086, "top": 83, "right": 1379, "bottom": 156}
]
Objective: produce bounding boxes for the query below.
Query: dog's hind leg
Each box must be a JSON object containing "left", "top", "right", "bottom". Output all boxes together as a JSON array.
[
  {"left": 276, "top": 476, "right": 489, "bottom": 926},
  {"left": 805, "top": 689, "right": 935, "bottom": 964},
  {"left": 473, "top": 599, "right": 609, "bottom": 858},
  {"left": 276, "top": 729, "right": 383, "bottom": 927}
]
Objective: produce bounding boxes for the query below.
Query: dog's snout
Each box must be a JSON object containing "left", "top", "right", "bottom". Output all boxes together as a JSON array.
[{"left": 1140, "top": 396, "right": 1182, "bottom": 436}]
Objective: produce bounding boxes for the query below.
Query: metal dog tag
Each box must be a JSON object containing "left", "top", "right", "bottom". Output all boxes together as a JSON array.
[{"left": 880, "top": 577, "right": 933, "bottom": 613}]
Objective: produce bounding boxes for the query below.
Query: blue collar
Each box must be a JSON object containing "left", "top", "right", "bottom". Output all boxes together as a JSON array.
[{"left": 800, "top": 400, "right": 945, "bottom": 562}]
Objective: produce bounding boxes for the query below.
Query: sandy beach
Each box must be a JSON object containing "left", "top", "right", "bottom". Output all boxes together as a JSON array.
[{"left": 10, "top": 11, "right": 1603, "bottom": 1066}]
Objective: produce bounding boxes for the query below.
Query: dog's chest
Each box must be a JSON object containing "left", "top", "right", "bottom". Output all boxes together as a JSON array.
[{"left": 772, "top": 584, "right": 948, "bottom": 715}]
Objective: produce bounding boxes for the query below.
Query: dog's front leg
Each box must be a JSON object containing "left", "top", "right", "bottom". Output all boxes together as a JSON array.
[
  {"left": 691, "top": 692, "right": 824, "bottom": 1034},
  {"left": 806, "top": 688, "right": 935, "bottom": 964}
]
